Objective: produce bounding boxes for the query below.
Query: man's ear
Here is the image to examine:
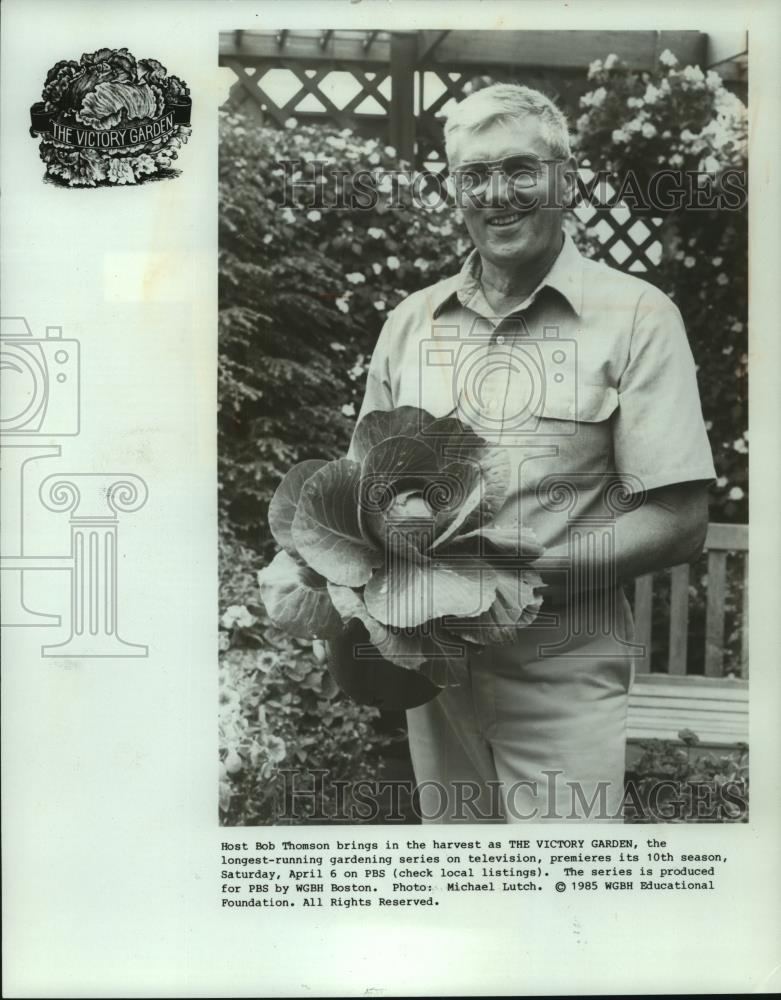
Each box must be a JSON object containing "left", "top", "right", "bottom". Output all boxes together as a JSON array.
[{"left": 561, "top": 154, "right": 579, "bottom": 208}]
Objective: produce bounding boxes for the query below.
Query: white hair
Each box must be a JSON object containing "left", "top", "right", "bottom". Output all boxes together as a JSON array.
[{"left": 444, "top": 83, "right": 571, "bottom": 162}]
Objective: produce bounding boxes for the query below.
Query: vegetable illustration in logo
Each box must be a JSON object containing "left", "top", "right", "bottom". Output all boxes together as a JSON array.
[
  {"left": 29, "top": 48, "right": 192, "bottom": 187},
  {"left": 258, "top": 407, "right": 544, "bottom": 709}
]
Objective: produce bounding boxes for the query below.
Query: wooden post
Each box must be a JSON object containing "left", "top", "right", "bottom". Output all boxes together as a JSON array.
[
  {"left": 668, "top": 564, "right": 690, "bottom": 674},
  {"left": 633, "top": 574, "right": 653, "bottom": 673},
  {"left": 390, "top": 32, "right": 417, "bottom": 165}
]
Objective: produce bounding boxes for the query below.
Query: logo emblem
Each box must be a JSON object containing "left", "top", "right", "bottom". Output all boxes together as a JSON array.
[{"left": 29, "top": 47, "right": 192, "bottom": 187}]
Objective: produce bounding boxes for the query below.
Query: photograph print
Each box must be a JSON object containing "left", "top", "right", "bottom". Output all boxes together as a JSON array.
[{"left": 217, "top": 28, "right": 748, "bottom": 827}]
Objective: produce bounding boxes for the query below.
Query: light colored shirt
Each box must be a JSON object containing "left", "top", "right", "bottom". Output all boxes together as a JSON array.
[{"left": 353, "top": 233, "right": 716, "bottom": 552}]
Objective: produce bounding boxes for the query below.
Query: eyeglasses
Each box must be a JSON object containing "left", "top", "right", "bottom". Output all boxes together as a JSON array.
[{"left": 449, "top": 153, "right": 565, "bottom": 192}]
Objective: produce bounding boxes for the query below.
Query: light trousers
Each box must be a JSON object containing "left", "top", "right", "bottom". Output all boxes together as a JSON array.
[{"left": 406, "top": 592, "right": 636, "bottom": 824}]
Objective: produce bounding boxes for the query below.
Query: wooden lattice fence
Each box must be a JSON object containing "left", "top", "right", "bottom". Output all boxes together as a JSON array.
[{"left": 219, "top": 29, "right": 745, "bottom": 275}]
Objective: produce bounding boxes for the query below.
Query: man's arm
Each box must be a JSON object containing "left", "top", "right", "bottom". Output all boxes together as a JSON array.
[{"left": 538, "top": 480, "right": 710, "bottom": 599}]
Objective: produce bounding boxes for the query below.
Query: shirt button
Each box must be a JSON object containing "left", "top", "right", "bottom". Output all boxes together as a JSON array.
[{"left": 496, "top": 335, "right": 506, "bottom": 345}]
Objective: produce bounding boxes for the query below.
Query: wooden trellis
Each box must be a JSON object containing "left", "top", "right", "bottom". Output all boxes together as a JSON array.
[{"left": 219, "top": 29, "right": 744, "bottom": 274}]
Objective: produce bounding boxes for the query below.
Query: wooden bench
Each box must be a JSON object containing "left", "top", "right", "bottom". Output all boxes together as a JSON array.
[{"left": 628, "top": 523, "right": 748, "bottom": 746}]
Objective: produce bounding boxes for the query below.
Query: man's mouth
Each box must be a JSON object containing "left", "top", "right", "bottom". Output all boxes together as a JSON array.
[{"left": 485, "top": 212, "right": 524, "bottom": 228}]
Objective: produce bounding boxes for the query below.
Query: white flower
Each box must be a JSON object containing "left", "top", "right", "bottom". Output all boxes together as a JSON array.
[
  {"left": 367, "top": 227, "right": 385, "bottom": 239},
  {"left": 325, "top": 135, "right": 347, "bottom": 150},
  {"left": 728, "top": 486, "right": 745, "bottom": 500},
  {"left": 386, "top": 255, "right": 400, "bottom": 270},
  {"left": 345, "top": 272, "right": 366, "bottom": 284},
  {"left": 682, "top": 65, "right": 705, "bottom": 84},
  {"left": 712, "top": 257, "right": 723, "bottom": 267},
  {"left": 722, "top": 346, "right": 733, "bottom": 356},
  {"left": 669, "top": 153, "right": 684, "bottom": 167},
  {"left": 643, "top": 83, "right": 662, "bottom": 105},
  {"left": 716, "top": 476, "right": 728, "bottom": 488},
  {"left": 700, "top": 155, "right": 721, "bottom": 174},
  {"left": 376, "top": 173, "right": 393, "bottom": 194},
  {"left": 373, "top": 300, "right": 386, "bottom": 311},
  {"left": 733, "top": 439, "right": 748, "bottom": 454},
  {"left": 612, "top": 128, "right": 630, "bottom": 144},
  {"left": 262, "top": 233, "right": 273, "bottom": 244},
  {"left": 306, "top": 209, "right": 322, "bottom": 222},
  {"left": 340, "top": 402, "right": 356, "bottom": 417},
  {"left": 582, "top": 87, "right": 607, "bottom": 108},
  {"left": 641, "top": 123, "right": 657, "bottom": 139},
  {"left": 659, "top": 49, "right": 678, "bottom": 67},
  {"left": 706, "top": 69, "right": 723, "bottom": 91},
  {"left": 280, "top": 207, "right": 296, "bottom": 224},
  {"left": 604, "top": 53, "right": 619, "bottom": 70},
  {"left": 335, "top": 296, "right": 350, "bottom": 314},
  {"left": 731, "top": 321, "right": 744, "bottom": 333},
  {"left": 717, "top": 273, "right": 729, "bottom": 286},
  {"left": 368, "top": 152, "right": 381, "bottom": 165},
  {"left": 372, "top": 262, "right": 383, "bottom": 275},
  {"left": 683, "top": 256, "right": 696, "bottom": 268},
  {"left": 221, "top": 605, "right": 257, "bottom": 630},
  {"left": 413, "top": 257, "right": 429, "bottom": 271},
  {"left": 626, "top": 96, "right": 644, "bottom": 109},
  {"left": 284, "top": 117, "right": 298, "bottom": 128},
  {"left": 588, "top": 58, "right": 603, "bottom": 79},
  {"left": 680, "top": 128, "right": 696, "bottom": 143},
  {"left": 384, "top": 145, "right": 397, "bottom": 157}
]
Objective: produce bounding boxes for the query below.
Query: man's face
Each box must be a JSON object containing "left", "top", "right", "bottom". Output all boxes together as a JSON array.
[{"left": 449, "top": 116, "right": 573, "bottom": 271}]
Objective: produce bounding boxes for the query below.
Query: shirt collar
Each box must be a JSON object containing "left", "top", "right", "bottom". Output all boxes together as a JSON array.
[{"left": 432, "top": 231, "right": 584, "bottom": 319}]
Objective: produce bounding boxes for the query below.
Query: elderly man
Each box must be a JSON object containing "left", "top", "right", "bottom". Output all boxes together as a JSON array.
[{"left": 321, "top": 83, "right": 715, "bottom": 823}]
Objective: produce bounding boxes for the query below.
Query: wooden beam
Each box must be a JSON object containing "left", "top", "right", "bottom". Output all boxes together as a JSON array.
[
  {"left": 429, "top": 30, "right": 706, "bottom": 70},
  {"left": 417, "top": 30, "right": 450, "bottom": 64},
  {"left": 390, "top": 32, "right": 417, "bottom": 163},
  {"left": 706, "top": 522, "right": 748, "bottom": 551},
  {"left": 220, "top": 29, "right": 391, "bottom": 67}
]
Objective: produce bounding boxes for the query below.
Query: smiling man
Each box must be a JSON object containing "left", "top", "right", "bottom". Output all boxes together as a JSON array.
[{"left": 326, "top": 83, "right": 716, "bottom": 824}]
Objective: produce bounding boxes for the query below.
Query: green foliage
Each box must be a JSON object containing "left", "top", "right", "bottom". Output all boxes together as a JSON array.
[
  {"left": 625, "top": 733, "right": 748, "bottom": 823},
  {"left": 218, "top": 532, "right": 390, "bottom": 825},
  {"left": 219, "top": 113, "right": 467, "bottom": 561},
  {"left": 574, "top": 51, "right": 748, "bottom": 523}
]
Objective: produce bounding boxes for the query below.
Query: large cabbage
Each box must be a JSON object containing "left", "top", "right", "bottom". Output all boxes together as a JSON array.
[{"left": 258, "top": 407, "right": 543, "bottom": 708}]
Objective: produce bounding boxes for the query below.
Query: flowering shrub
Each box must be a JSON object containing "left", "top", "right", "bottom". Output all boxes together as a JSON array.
[
  {"left": 219, "top": 112, "right": 468, "bottom": 563},
  {"left": 218, "top": 531, "right": 392, "bottom": 824},
  {"left": 574, "top": 50, "right": 748, "bottom": 523},
  {"left": 572, "top": 51, "right": 749, "bottom": 680},
  {"left": 625, "top": 730, "right": 748, "bottom": 823},
  {"left": 219, "top": 116, "right": 471, "bottom": 821}
]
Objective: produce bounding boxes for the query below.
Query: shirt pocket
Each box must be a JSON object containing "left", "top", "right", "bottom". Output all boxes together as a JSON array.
[{"left": 537, "top": 381, "right": 618, "bottom": 428}]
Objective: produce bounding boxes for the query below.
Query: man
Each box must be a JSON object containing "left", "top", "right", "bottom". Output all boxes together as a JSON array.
[{"left": 320, "top": 83, "right": 715, "bottom": 823}]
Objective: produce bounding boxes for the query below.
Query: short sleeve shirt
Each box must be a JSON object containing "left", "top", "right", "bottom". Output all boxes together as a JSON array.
[{"left": 352, "top": 233, "right": 716, "bottom": 552}]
